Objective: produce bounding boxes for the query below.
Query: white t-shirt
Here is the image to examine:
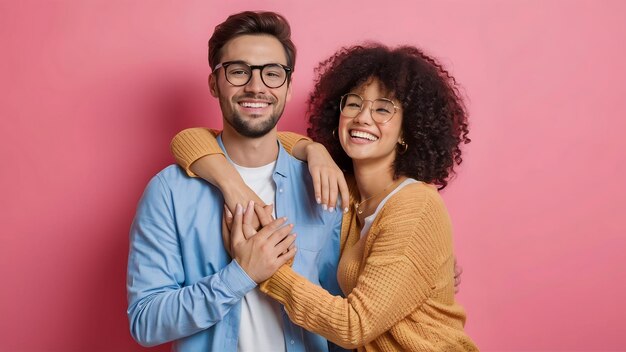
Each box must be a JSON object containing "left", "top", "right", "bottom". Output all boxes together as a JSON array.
[{"left": 233, "top": 161, "right": 286, "bottom": 352}]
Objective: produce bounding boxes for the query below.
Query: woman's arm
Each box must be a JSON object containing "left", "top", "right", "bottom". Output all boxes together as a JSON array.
[
  {"left": 259, "top": 186, "right": 451, "bottom": 349},
  {"left": 171, "top": 128, "right": 265, "bottom": 227},
  {"left": 170, "top": 128, "right": 350, "bottom": 213},
  {"left": 170, "top": 128, "right": 307, "bottom": 177}
]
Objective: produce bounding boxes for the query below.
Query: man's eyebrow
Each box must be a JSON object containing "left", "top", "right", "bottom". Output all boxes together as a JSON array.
[{"left": 221, "top": 60, "right": 247, "bottom": 65}]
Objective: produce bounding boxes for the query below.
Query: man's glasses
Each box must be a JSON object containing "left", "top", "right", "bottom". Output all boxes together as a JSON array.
[
  {"left": 214, "top": 61, "right": 292, "bottom": 89},
  {"left": 339, "top": 93, "right": 400, "bottom": 124}
]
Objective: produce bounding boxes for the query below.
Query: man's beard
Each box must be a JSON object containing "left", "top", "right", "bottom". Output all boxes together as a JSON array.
[
  {"left": 226, "top": 110, "right": 281, "bottom": 138},
  {"left": 221, "top": 91, "right": 285, "bottom": 138}
]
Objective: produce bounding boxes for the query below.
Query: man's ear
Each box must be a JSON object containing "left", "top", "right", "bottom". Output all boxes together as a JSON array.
[
  {"left": 209, "top": 73, "right": 218, "bottom": 97},
  {"left": 285, "top": 76, "right": 293, "bottom": 103}
]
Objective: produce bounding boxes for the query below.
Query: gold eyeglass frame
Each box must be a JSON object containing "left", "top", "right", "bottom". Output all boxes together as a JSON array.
[{"left": 339, "top": 93, "right": 400, "bottom": 124}]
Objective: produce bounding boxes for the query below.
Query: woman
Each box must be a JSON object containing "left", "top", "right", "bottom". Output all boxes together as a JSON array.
[{"left": 172, "top": 44, "right": 477, "bottom": 351}]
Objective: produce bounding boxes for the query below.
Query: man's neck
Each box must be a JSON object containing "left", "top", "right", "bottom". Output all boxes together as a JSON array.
[{"left": 221, "top": 126, "right": 279, "bottom": 167}]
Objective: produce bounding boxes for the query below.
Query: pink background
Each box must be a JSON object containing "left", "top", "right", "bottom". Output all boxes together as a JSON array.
[{"left": 1, "top": 1, "right": 625, "bottom": 351}]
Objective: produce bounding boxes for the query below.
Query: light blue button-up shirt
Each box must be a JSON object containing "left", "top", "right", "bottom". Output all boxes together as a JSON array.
[{"left": 127, "top": 137, "right": 345, "bottom": 351}]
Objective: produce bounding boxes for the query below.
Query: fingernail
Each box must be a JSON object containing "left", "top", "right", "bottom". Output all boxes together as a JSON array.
[
  {"left": 236, "top": 203, "right": 242, "bottom": 214},
  {"left": 322, "top": 204, "right": 327, "bottom": 211},
  {"left": 316, "top": 197, "right": 321, "bottom": 204},
  {"left": 328, "top": 207, "right": 335, "bottom": 212}
]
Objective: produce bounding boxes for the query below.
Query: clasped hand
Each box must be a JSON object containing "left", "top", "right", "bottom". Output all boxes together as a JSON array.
[
  {"left": 222, "top": 201, "right": 297, "bottom": 283},
  {"left": 220, "top": 141, "right": 349, "bottom": 231}
]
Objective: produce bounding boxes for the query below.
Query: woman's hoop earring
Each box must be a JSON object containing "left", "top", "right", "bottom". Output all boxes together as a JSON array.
[
  {"left": 398, "top": 140, "right": 408, "bottom": 155},
  {"left": 332, "top": 128, "right": 338, "bottom": 139}
]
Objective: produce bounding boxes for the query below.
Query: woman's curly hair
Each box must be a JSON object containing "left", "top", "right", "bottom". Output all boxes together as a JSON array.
[{"left": 307, "top": 43, "right": 470, "bottom": 189}]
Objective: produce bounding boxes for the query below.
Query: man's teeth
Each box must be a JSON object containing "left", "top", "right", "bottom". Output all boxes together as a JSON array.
[
  {"left": 350, "top": 130, "right": 378, "bottom": 141},
  {"left": 240, "top": 102, "right": 269, "bottom": 108}
]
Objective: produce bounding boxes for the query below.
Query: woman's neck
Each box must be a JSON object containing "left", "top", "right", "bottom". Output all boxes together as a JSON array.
[
  {"left": 352, "top": 159, "right": 406, "bottom": 219},
  {"left": 353, "top": 165, "right": 394, "bottom": 200}
]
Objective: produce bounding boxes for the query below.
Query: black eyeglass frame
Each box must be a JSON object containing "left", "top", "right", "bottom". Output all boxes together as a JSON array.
[{"left": 213, "top": 60, "right": 293, "bottom": 89}]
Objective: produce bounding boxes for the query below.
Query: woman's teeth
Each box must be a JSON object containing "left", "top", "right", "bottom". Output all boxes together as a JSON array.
[{"left": 350, "top": 130, "right": 378, "bottom": 141}]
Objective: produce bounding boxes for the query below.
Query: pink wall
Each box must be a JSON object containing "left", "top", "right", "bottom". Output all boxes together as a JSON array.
[{"left": 1, "top": 1, "right": 625, "bottom": 350}]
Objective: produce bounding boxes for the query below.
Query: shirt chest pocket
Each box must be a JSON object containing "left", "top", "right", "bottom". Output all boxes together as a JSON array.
[
  {"left": 293, "top": 224, "right": 327, "bottom": 252},
  {"left": 291, "top": 225, "right": 328, "bottom": 283}
]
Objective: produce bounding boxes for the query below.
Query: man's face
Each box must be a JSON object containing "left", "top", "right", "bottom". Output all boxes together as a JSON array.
[{"left": 210, "top": 34, "right": 292, "bottom": 138}]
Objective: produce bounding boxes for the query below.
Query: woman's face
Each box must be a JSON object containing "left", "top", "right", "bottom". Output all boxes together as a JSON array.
[{"left": 338, "top": 78, "right": 404, "bottom": 167}]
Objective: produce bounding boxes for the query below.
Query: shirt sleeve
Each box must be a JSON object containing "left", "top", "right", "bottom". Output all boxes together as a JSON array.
[
  {"left": 169, "top": 128, "right": 309, "bottom": 177},
  {"left": 259, "top": 189, "right": 450, "bottom": 349},
  {"left": 126, "top": 174, "right": 256, "bottom": 346}
]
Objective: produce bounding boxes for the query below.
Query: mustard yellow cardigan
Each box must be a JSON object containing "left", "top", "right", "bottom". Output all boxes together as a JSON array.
[{"left": 170, "top": 128, "right": 478, "bottom": 351}]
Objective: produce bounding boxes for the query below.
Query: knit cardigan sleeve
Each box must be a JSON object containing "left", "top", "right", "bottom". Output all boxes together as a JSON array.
[
  {"left": 169, "top": 127, "right": 310, "bottom": 177},
  {"left": 259, "top": 184, "right": 452, "bottom": 349}
]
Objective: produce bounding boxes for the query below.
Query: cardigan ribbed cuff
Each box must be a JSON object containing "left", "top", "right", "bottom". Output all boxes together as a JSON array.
[
  {"left": 277, "top": 131, "right": 310, "bottom": 153},
  {"left": 258, "top": 264, "right": 299, "bottom": 300},
  {"left": 170, "top": 128, "right": 222, "bottom": 177}
]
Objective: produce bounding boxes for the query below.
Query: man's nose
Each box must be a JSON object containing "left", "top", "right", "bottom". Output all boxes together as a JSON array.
[{"left": 243, "top": 69, "right": 266, "bottom": 93}]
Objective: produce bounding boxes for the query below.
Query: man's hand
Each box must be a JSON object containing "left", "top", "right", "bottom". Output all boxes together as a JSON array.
[
  {"left": 303, "top": 142, "right": 350, "bottom": 213},
  {"left": 228, "top": 201, "right": 297, "bottom": 283},
  {"left": 222, "top": 202, "right": 276, "bottom": 256},
  {"left": 223, "top": 203, "right": 273, "bottom": 233}
]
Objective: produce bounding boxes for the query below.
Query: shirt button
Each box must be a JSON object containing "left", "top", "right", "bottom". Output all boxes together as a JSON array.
[
  {"left": 279, "top": 188, "right": 284, "bottom": 193},
  {"left": 290, "top": 340, "right": 295, "bottom": 345}
]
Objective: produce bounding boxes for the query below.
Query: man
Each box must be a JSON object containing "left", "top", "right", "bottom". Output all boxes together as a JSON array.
[{"left": 127, "top": 11, "right": 345, "bottom": 351}]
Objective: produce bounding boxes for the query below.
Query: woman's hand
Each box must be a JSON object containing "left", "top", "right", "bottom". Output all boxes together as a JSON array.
[
  {"left": 306, "top": 142, "right": 350, "bottom": 213},
  {"left": 292, "top": 141, "right": 350, "bottom": 213},
  {"left": 220, "top": 179, "right": 267, "bottom": 230},
  {"left": 191, "top": 154, "right": 267, "bottom": 229},
  {"left": 223, "top": 201, "right": 297, "bottom": 283}
]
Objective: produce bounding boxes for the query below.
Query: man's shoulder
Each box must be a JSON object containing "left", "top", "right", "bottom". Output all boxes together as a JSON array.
[
  {"left": 148, "top": 164, "right": 208, "bottom": 192},
  {"left": 279, "top": 155, "right": 315, "bottom": 192},
  {"left": 155, "top": 164, "right": 187, "bottom": 179},
  {"left": 283, "top": 155, "right": 309, "bottom": 174},
  {"left": 138, "top": 164, "right": 222, "bottom": 211},
  {"left": 276, "top": 144, "right": 310, "bottom": 177}
]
